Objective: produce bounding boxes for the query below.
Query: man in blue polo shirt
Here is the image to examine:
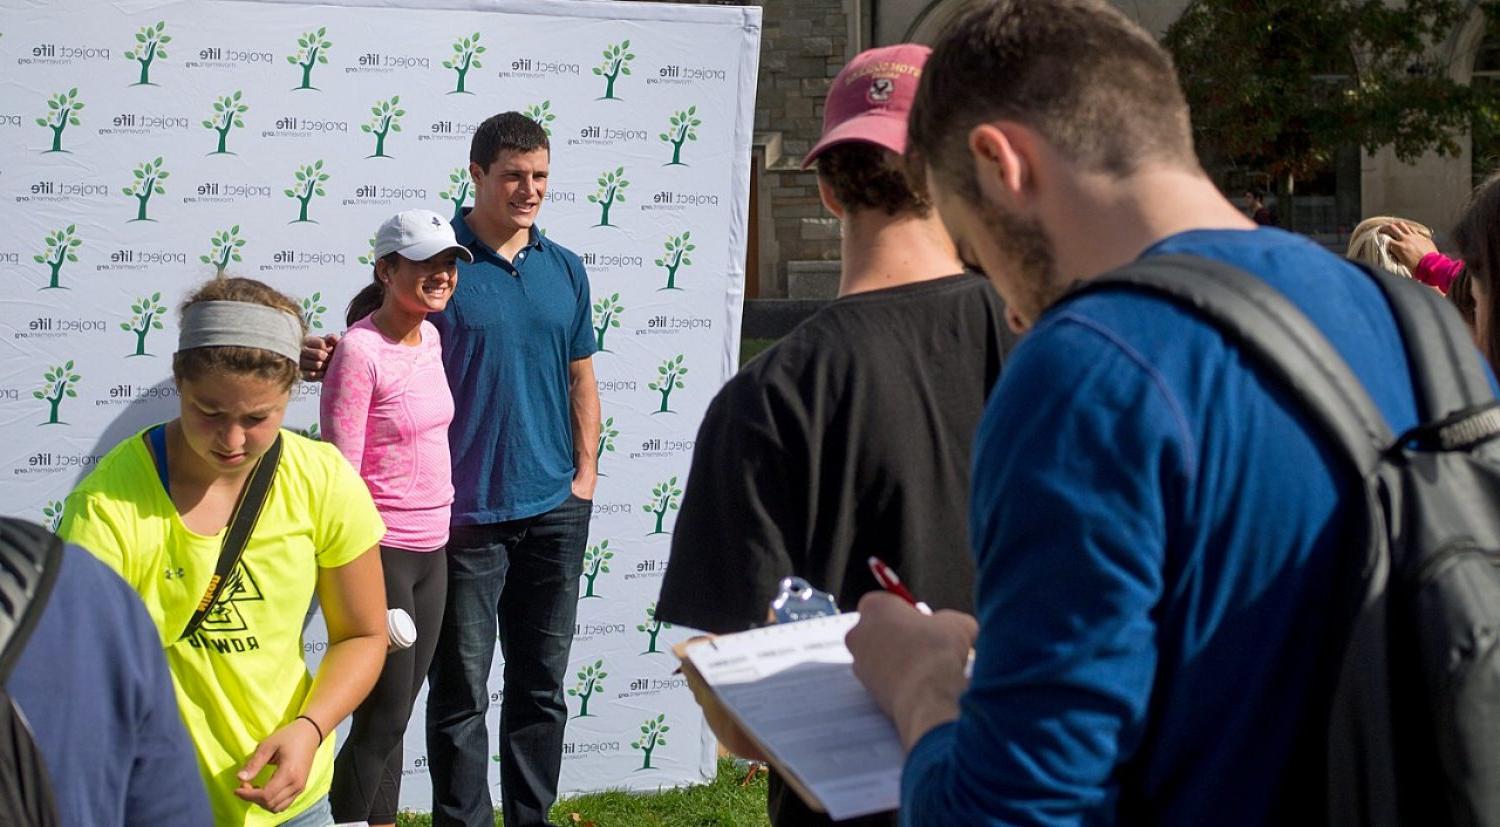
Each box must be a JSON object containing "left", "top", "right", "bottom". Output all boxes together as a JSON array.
[
  {"left": 845, "top": 1, "right": 1465, "bottom": 824},
  {"left": 428, "top": 111, "right": 599, "bottom": 827},
  {"left": 305, "top": 111, "right": 599, "bottom": 827}
]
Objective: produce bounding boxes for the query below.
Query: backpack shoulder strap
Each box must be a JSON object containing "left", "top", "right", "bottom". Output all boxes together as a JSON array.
[
  {"left": 0, "top": 520, "right": 64, "bottom": 685},
  {"left": 1065, "top": 253, "right": 1391, "bottom": 478},
  {"left": 1358, "top": 264, "right": 1495, "bottom": 419}
]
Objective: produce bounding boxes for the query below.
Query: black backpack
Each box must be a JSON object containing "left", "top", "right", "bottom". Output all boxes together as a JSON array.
[
  {"left": 0, "top": 518, "right": 62, "bottom": 827},
  {"left": 1074, "top": 255, "right": 1500, "bottom": 825}
]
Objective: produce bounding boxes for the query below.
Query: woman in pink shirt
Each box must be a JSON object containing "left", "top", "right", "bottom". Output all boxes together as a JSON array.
[{"left": 321, "top": 209, "right": 469, "bottom": 827}]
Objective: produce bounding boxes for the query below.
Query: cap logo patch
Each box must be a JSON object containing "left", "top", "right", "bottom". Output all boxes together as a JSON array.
[
  {"left": 868, "top": 77, "right": 894, "bottom": 103},
  {"left": 431, "top": 216, "right": 443, "bottom": 227}
]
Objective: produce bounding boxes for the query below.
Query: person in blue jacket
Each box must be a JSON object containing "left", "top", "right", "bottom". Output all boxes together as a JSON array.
[{"left": 846, "top": 0, "right": 1447, "bottom": 823}]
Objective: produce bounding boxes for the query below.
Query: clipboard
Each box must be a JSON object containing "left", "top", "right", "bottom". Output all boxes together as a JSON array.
[{"left": 680, "top": 613, "right": 903, "bottom": 820}]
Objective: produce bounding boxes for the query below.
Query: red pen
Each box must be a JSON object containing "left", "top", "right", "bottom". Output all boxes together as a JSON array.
[{"left": 867, "top": 556, "right": 933, "bottom": 615}]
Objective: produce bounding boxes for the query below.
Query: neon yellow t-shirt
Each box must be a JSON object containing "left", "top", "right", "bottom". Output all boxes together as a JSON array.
[{"left": 58, "top": 428, "right": 385, "bottom": 827}]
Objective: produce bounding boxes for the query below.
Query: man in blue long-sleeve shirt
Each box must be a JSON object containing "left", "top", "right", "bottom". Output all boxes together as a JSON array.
[{"left": 845, "top": 1, "right": 1442, "bottom": 823}]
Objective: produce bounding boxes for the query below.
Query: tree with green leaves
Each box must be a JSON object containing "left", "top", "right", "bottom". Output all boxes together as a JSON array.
[
  {"left": 123, "top": 157, "right": 168, "bottom": 222},
  {"left": 649, "top": 354, "right": 687, "bottom": 414},
  {"left": 1163, "top": 0, "right": 1483, "bottom": 229},
  {"left": 34, "top": 361, "right": 80, "bottom": 426},
  {"left": 288, "top": 27, "right": 331, "bottom": 90},
  {"left": 593, "top": 292, "right": 624, "bottom": 351},
  {"left": 593, "top": 40, "right": 635, "bottom": 100},
  {"left": 656, "top": 232, "right": 695, "bottom": 290},
  {"left": 643, "top": 477, "right": 682, "bottom": 535},
  {"left": 597, "top": 416, "right": 619, "bottom": 474},
  {"left": 438, "top": 168, "right": 471, "bottom": 219},
  {"left": 631, "top": 714, "right": 670, "bottom": 770},
  {"left": 523, "top": 100, "right": 556, "bottom": 136},
  {"left": 201, "top": 226, "right": 245, "bottom": 276},
  {"left": 37, "top": 88, "right": 82, "bottom": 153},
  {"left": 661, "top": 106, "right": 702, "bottom": 166},
  {"left": 285, "top": 160, "right": 329, "bottom": 223},
  {"left": 580, "top": 540, "right": 614, "bottom": 598},
  {"left": 637, "top": 602, "right": 671, "bottom": 655},
  {"left": 588, "top": 167, "right": 629, "bottom": 227},
  {"left": 121, "top": 292, "right": 167, "bottom": 357},
  {"left": 33, "top": 225, "right": 80, "bottom": 290},
  {"left": 444, "top": 32, "right": 485, "bottom": 94},
  {"left": 363, "top": 96, "right": 405, "bottom": 158},
  {"left": 294, "top": 423, "right": 321, "bottom": 441},
  {"left": 567, "top": 659, "right": 607, "bottom": 718},
  {"left": 124, "top": 21, "right": 170, "bottom": 86},
  {"left": 301, "top": 293, "right": 328, "bottom": 330},
  {"left": 203, "top": 91, "right": 248, "bottom": 155},
  {"left": 357, "top": 234, "right": 377, "bottom": 267},
  {"left": 41, "top": 500, "right": 64, "bottom": 533}
]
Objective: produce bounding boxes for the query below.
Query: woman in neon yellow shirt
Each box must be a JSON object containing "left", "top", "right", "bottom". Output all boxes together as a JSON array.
[{"left": 59, "top": 276, "right": 388, "bottom": 826}]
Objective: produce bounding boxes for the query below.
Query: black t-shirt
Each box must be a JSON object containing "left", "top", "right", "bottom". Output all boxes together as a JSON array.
[{"left": 656, "top": 273, "right": 1015, "bottom": 826}]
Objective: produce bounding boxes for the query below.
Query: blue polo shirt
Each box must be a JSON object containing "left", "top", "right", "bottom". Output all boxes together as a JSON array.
[
  {"left": 434, "top": 210, "right": 596, "bottom": 524},
  {"left": 900, "top": 228, "right": 1470, "bottom": 824}
]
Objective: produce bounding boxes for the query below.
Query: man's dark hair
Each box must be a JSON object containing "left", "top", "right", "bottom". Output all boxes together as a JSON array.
[
  {"left": 471, "top": 112, "right": 549, "bottom": 172},
  {"left": 816, "top": 142, "right": 930, "bottom": 217},
  {"left": 907, "top": 0, "right": 1197, "bottom": 198}
]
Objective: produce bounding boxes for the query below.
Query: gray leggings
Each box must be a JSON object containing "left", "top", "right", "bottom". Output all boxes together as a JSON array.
[{"left": 329, "top": 545, "right": 447, "bottom": 824}]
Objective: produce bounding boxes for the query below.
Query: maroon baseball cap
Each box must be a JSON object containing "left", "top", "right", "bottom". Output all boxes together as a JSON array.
[{"left": 802, "top": 44, "right": 931, "bottom": 169}]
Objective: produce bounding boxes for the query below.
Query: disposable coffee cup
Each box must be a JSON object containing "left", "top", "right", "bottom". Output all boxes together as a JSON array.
[{"left": 387, "top": 608, "right": 417, "bottom": 652}]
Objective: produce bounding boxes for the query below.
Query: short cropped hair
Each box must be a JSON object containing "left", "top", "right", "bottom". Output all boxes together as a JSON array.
[
  {"left": 816, "top": 143, "right": 931, "bottom": 217},
  {"left": 471, "top": 112, "right": 550, "bottom": 173},
  {"left": 173, "top": 277, "right": 305, "bottom": 391},
  {"left": 907, "top": 0, "right": 1197, "bottom": 197}
]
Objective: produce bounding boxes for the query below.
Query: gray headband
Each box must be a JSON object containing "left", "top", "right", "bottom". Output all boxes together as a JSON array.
[{"left": 177, "top": 300, "right": 303, "bottom": 362}]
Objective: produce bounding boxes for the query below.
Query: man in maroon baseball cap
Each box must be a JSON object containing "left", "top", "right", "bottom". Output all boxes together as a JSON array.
[{"left": 657, "top": 44, "right": 1018, "bottom": 827}]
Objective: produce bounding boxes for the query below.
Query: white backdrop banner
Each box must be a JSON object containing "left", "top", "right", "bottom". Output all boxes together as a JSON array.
[{"left": 0, "top": 0, "right": 760, "bottom": 809}]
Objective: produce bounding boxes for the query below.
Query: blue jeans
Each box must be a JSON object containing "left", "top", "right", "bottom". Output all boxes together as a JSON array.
[
  {"left": 426, "top": 494, "right": 590, "bottom": 827},
  {"left": 279, "top": 795, "right": 333, "bottom": 826}
]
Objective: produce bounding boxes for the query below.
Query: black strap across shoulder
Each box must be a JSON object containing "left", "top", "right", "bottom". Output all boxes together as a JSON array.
[{"left": 178, "top": 434, "right": 283, "bottom": 642}]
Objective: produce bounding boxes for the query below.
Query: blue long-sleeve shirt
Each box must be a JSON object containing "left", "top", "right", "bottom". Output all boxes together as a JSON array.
[{"left": 902, "top": 228, "right": 1435, "bottom": 824}]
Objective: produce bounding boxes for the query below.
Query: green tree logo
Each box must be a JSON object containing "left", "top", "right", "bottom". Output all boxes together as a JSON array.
[
  {"left": 362, "top": 96, "right": 405, "bottom": 158},
  {"left": 597, "top": 416, "right": 619, "bottom": 475},
  {"left": 203, "top": 90, "right": 248, "bottom": 155},
  {"left": 34, "top": 361, "right": 80, "bottom": 426},
  {"left": 41, "top": 500, "right": 64, "bottom": 533},
  {"left": 200, "top": 225, "right": 245, "bottom": 276},
  {"left": 443, "top": 32, "right": 484, "bottom": 94},
  {"left": 580, "top": 539, "right": 614, "bottom": 599},
  {"left": 631, "top": 714, "right": 670, "bottom": 770},
  {"left": 438, "top": 167, "right": 471, "bottom": 219},
  {"left": 33, "top": 224, "right": 80, "bottom": 290},
  {"left": 593, "top": 293, "right": 624, "bottom": 351},
  {"left": 593, "top": 40, "right": 635, "bottom": 100},
  {"left": 637, "top": 602, "right": 672, "bottom": 655},
  {"left": 660, "top": 106, "right": 702, "bottom": 166},
  {"left": 37, "top": 88, "right": 83, "bottom": 153},
  {"left": 285, "top": 160, "right": 329, "bottom": 223},
  {"left": 288, "top": 28, "right": 331, "bottom": 90},
  {"left": 587, "top": 167, "right": 629, "bottom": 227},
  {"left": 121, "top": 292, "right": 166, "bottom": 357},
  {"left": 649, "top": 354, "right": 687, "bottom": 414},
  {"left": 655, "top": 232, "right": 695, "bottom": 291},
  {"left": 301, "top": 293, "right": 328, "bottom": 330},
  {"left": 643, "top": 476, "right": 682, "bottom": 535},
  {"left": 522, "top": 100, "right": 555, "bottom": 136},
  {"left": 123, "top": 157, "right": 168, "bottom": 222},
  {"left": 293, "top": 423, "right": 321, "bottom": 441},
  {"left": 357, "top": 234, "right": 377, "bottom": 266},
  {"left": 567, "top": 659, "right": 607, "bottom": 718},
  {"left": 124, "top": 21, "right": 169, "bottom": 86}
]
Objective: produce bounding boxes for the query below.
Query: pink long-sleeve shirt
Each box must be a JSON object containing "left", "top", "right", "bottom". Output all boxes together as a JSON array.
[
  {"left": 1414, "top": 251, "right": 1463, "bottom": 294},
  {"left": 320, "top": 316, "right": 455, "bottom": 551}
]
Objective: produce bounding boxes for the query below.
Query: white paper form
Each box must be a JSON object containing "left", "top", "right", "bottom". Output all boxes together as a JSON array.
[{"left": 684, "top": 613, "right": 903, "bottom": 820}]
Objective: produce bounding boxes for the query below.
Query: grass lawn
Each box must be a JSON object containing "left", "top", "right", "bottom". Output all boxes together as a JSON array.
[{"left": 394, "top": 758, "right": 770, "bottom": 826}]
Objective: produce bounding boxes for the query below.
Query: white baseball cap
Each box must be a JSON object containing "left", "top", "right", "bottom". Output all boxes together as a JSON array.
[{"left": 373, "top": 209, "right": 474, "bottom": 263}]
